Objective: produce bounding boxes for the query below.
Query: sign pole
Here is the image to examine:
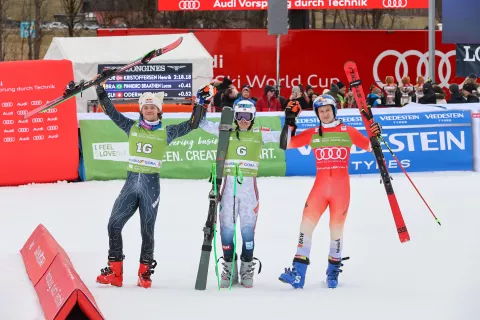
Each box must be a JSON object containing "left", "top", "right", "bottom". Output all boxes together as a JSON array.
[
  {"left": 276, "top": 34, "right": 280, "bottom": 87},
  {"left": 428, "top": 0, "right": 436, "bottom": 82}
]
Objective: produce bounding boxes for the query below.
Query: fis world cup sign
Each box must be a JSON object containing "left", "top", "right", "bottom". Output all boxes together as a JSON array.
[{"left": 158, "top": 0, "right": 428, "bottom": 11}]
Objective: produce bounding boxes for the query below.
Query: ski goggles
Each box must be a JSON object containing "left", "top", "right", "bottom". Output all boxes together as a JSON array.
[{"left": 235, "top": 112, "right": 254, "bottom": 122}]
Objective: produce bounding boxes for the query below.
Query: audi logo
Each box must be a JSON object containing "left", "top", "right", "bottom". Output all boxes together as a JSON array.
[
  {"left": 179, "top": 0, "right": 200, "bottom": 10},
  {"left": 3, "top": 137, "right": 15, "bottom": 143},
  {"left": 2, "top": 120, "right": 14, "bottom": 125},
  {"left": 47, "top": 126, "right": 59, "bottom": 131},
  {"left": 32, "top": 118, "right": 44, "bottom": 123},
  {"left": 314, "top": 147, "right": 348, "bottom": 161},
  {"left": 18, "top": 128, "right": 29, "bottom": 133},
  {"left": 383, "top": 0, "right": 408, "bottom": 8},
  {"left": 373, "top": 49, "right": 456, "bottom": 89},
  {"left": 45, "top": 108, "right": 57, "bottom": 113},
  {"left": 2, "top": 102, "right": 13, "bottom": 108},
  {"left": 17, "top": 110, "right": 28, "bottom": 115},
  {"left": 33, "top": 135, "right": 44, "bottom": 140},
  {"left": 31, "top": 100, "right": 42, "bottom": 106}
]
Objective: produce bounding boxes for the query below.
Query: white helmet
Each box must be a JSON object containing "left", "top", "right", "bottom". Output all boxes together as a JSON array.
[
  {"left": 234, "top": 100, "right": 256, "bottom": 122},
  {"left": 139, "top": 92, "right": 164, "bottom": 112}
]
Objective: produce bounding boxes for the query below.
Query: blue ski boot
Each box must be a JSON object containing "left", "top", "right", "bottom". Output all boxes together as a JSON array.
[
  {"left": 326, "top": 257, "right": 349, "bottom": 288},
  {"left": 279, "top": 256, "right": 310, "bottom": 289}
]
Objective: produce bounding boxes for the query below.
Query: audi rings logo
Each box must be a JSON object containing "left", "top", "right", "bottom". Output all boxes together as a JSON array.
[
  {"left": 179, "top": 0, "right": 200, "bottom": 10},
  {"left": 18, "top": 128, "right": 29, "bottom": 133},
  {"left": 45, "top": 108, "right": 57, "bottom": 113},
  {"left": 17, "top": 110, "right": 28, "bottom": 116},
  {"left": 31, "top": 100, "right": 42, "bottom": 106},
  {"left": 373, "top": 49, "right": 456, "bottom": 89},
  {"left": 3, "top": 120, "right": 14, "bottom": 125},
  {"left": 32, "top": 118, "right": 44, "bottom": 123},
  {"left": 314, "top": 147, "right": 348, "bottom": 161},
  {"left": 33, "top": 135, "right": 44, "bottom": 140},
  {"left": 382, "top": 0, "right": 408, "bottom": 8},
  {"left": 2, "top": 102, "right": 13, "bottom": 108},
  {"left": 47, "top": 126, "right": 59, "bottom": 131},
  {"left": 3, "top": 137, "right": 15, "bottom": 143}
]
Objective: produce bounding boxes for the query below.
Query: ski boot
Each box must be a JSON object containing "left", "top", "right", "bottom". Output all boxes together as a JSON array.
[
  {"left": 219, "top": 256, "right": 238, "bottom": 288},
  {"left": 239, "top": 257, "right": 262, "bottom": 288},
  {"left": 137, "top": 260, "right": 157, "bottom": 288},
  {"left": 279, "top": 256, "right": 310, "bottom": 289},
  {"left": 96, "top": 256, "right": 124, "bottom": 287},
  {"left": 326, "top": 256, "right": 349, "bottom": 289}
]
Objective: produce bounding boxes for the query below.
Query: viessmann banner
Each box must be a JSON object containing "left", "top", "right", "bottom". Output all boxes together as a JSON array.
[
  {"left": 159, "top": 0, "right": 428, "bottom": 10},
  {"left": 283, "top": 110, "right": 473, "bottom": 176}
]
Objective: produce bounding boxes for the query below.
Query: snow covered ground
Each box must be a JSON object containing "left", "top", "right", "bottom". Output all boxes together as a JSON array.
[{"left": 0, "top": 172, "right": 479, "bottom": 320}]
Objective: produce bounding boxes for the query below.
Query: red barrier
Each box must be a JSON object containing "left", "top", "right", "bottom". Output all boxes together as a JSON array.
[
  {"left": 20, "top": 224, "right": 104, "bottom": 320},
  {"left": 97, "top": 29, "right": 460, "bottom": 99},
  {"left": 0, "top": 60, "right": 79, "bottom": 186}
]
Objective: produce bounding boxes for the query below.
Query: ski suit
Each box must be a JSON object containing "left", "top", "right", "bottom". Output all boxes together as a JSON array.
[
  {"left": 200, "top": 119, "right": 280, "bottom": 261},
  {"left": 96, "top": 87, "right": 194, "bottom": 264},
  {"left": 287, "top": 120, "right": 371, "bottom": 260}
]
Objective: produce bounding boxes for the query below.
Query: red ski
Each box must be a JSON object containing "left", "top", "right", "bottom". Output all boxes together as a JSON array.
[{"left": 344, "top": 61, "right": 410, "bottom": 243}]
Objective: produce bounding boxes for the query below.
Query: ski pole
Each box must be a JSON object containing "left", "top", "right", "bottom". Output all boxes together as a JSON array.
[
  {"left": 378, "top": 135, "right": 441, "bottom": 226},
  {"left": 210, "top": 163, "right": 221, "bottom": 290}
]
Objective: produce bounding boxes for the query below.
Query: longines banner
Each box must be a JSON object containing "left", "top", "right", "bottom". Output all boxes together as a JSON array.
[
  {"left": 158, "top": 0, "right": 428, "bottom": 11},
  {"left": 456, "top": 44, "right": 480, "bottom": 77}
]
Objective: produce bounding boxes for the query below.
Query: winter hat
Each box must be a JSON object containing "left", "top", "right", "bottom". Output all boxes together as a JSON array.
[
  {"left": 139, "top": 92, "right": 164, "bottom": 112},
  {"left": 330, "top": 83, "right": 339, "bottom": 94},
  {"left": 336, "top": 82, "right": 345, "bottom": 89},
  {"left": 463, "top": 83, "right": 476, "bottom": 93},
  {"left": 264, "top": 85, "right": 275, "bottom": 95},
  {"left": 449, "top": 83, "right": 460, "bottom": 94},
  {"left": 468, "top": 73, "right": 477, "bottom": 80},
  {"left": 306, "top": 85, "right": 313, "bottom": 92},
  {"left": 242, "top": 84, "right": 251, "bottom": 92},
  {"left": 292, "top": 86, "right": 301, "bottom": 94}
]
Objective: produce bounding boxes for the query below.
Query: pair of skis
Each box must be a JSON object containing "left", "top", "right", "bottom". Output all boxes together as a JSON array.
[
  {"left": 24, "top": 37, "right": 184, "bottom": 119},
  {"left": 344, "top": 61, "right": 440, "bottom": 244}
]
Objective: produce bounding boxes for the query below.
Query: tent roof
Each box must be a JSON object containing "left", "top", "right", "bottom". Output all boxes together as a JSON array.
[{"left": 44, "top": 33, "right": 212, "bottom": 63}]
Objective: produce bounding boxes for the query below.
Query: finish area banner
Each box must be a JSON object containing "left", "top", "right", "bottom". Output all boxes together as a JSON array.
[{"left": 159, "top": 0, "right": 428, "bottom": 11}]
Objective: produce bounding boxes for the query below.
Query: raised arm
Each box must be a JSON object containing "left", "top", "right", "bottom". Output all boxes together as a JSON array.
[
  {"left": 166, "top": 120, "right": 194, "bottom": 145},
  {"left": 96, "top": 86, "right": 135, "bottom": 136},
  {"left": 287, "top": 128, "right": 315, "bottom": 149},
  {"left": 199, "top": 118, "right": 220, "bottom": 137}
]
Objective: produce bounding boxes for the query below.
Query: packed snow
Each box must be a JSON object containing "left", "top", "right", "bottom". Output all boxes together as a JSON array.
[{"left": 0, "top": 172, "right": 479, "bottom": 320}]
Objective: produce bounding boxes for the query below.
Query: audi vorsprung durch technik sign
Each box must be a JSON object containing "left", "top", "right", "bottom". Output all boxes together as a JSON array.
[{"left": 159, "top": 0, "right": 427, "bottom": 11}]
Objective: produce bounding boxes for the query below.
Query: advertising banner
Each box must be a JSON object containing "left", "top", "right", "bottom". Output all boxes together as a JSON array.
[
  {"left": 283, "top": 110, "right": 473, "bottom": 176},
  {"left": 455, "top": 44, "right": 480, "bottom": 77},
  {"left": 0, "top": 60, "right": 79, "bottom": 186},
  {"left": 158, "top": 0, "right": 429, "bottom": 11},
  {"left": 98, "top": 63, "right": 193, "bottom": 99},
  {"left": 79, "top": 115, "right": 285, "bottom": 181},
  {"left": 97, "top": 29, "right": 457, "bottom": 101}
]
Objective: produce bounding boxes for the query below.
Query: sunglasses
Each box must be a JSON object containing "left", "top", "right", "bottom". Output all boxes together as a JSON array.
[{"left": 235, "top": 112, "right": 254, "bottom": 121}]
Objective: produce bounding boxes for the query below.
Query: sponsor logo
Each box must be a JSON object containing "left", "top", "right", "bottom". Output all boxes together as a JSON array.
[
  {"left": 33, "top": 135, "right": 44, "bottom": 140},
  {"left": 17, "top": 110, "right": 28, "bottom": 115},
  {"left": 298, "top": 232, "right": 304, "bottom": 247},
  {"left": 3, "top": 120, "right": 14, "bottom": 125},
  {"left": 3, "top": 137, "right": 15, "bottom": 142},
  {"left": 34, "top": 246, "right": 46, "bottom": 267},
  {"left": 45, "top": 108, "right": 57, "bottom": 113},
  {"left": 48, "top": 134, "right": 59, "bottom": 139},
  {"left": 33, "top": 127, "right": 44, "bottom": 131},
  {"left": 382, "top": 0, "right": 408, "bottom": 8},
  {"left": 222, "top": 245, "right": 231, "bottom": 250},
  {"left": 47, "top": 125, "right": 59, "bottom": 131},
  {"left": 179, "top": 0, "right": 200, "bottom": 10},
  {"left": 167, "top": 65, "right": 186, "bottom": 71},
  {"left": 31, "top": 100, "right": 42, "bottom": 106},
  {"left": 461, "top": 45, "right": 480, "bottom": 62},
  {"left": 314, "top": 147, "right": 349, "bottom": 160},
  {"left": 18, "top": 128, "right": 29, "bottom": 133},
  {"left": 17, "top": 102, "right": 27, "bottom": 107},
  {"left": 47, "top": 117, "right": 57, "bottom": 121},
  {"left": 245, "top": 241, "right": 254, "bottom": 250},
  {"left": 1, "top": 102, "right": 13, "bottom": 108},
  {"left": 3, "top": 111, "right": 13, "bottom": 116},
  {"left": 374, "top": 49, "right": 456, "bottom": 88},
  {"left": 18, "top": 119, "right": 28, "bottom": 124},
  {"left": 4, "top": 129, "right": 13, "bottom": 133},
  {"left": 32, "top": 118, "right": 44, "bottom": 123},
  {"left": 19, "top": 137, "right": 30, "bottom": 141}
]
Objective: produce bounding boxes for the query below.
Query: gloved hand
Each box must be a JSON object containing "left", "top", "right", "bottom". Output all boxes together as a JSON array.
[
  {"left": 285, "top": 101, "right": 301, "bottom": 127},
  {"left": 370, "top": 122, "right": 382, "bottom": 136},
  {"left": 196, "top": 83, "right": 217, "bottom": 105}
]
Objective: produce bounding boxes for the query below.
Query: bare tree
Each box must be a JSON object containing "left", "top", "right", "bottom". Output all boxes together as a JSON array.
[
  {"left": 61, "top": 0, "right": 84, "bottom": 37},
  {"left": 0, "top": 0, "right": 12, "bottom": 61}
]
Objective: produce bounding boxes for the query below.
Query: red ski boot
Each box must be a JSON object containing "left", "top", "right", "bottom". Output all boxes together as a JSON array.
[
  {"left": 137, "top": 260, "right": 157, "bottom": 288},
  {"left": 96, "top": 260, "right": 123, "bottom": 287}
]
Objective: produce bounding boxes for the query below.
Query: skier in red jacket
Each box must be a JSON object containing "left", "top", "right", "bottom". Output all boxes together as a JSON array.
[{"left": 279, "top": 94, "right": 381, "bottom": 289}]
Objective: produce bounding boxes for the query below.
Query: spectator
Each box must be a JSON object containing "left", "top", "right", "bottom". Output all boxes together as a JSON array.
[
  {"left": 212, "top": 77, "right": 234, "bottom": 111},
  {"left": 234, "top": 84, "right": 256, "bottom": 105},
  {"left": 414, "top": 76, "right": 425, "bottom": 102},
  {"left": 418, "top": 82, "right": 436, "bottom": 104},
  {"left": 256, "top": 85, "right": 282, "bottom": 111},
  {"left": 463, "top": 77, "right": 479, "bottom": 97},
  {"left": 448, "top": 84, "right": 466, "bottom": 103},
  {"left": 220, "top": 87, "right": 238, "bottom": 110},
  {"left": 327, "top": 83, "right": 341, "bottom": 109},
  {"left": 308, "top": 92, "right": 319, "bottom": 109},
  {"left": 462, "top": 83, "right": 480, "bottom": 103},
  {"left": 288, "top": 86, "right": 309, "bottom": 110},
  {"left": 366, "top": 87, "right": 382, "bottom": 107},
  {"left": 336, "top": 82, "right": 346, "bottom": 108},
  {"left": 433, "top": 85, "right": 447, "bottom": 104}
]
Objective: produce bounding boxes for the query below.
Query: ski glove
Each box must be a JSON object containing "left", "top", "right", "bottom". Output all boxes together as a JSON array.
[{"left": 370, "top": 122, "right": 382, "bottom": 136}]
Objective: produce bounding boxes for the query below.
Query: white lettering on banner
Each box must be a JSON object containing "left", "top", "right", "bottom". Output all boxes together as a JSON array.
[
  {"left": 327, "top": 0, "right": 367, "bottom": 7},
  {"left": 31, "top": 100, "right": 42, "bottom": 106},
  {"left": 380, "top": 115, "right": 420, "bottom": 121},
  {"left": 32, "top": 118, "right": 43, "bottom": 123},
  {"left": 17, "top": 102, "right": 27, "bottom": 107},
  {"left": 17, "top": 110, "right": 27, "bottom": 115},
  {"left": 217, "top": 74, "right": 339, "bottom": 90},
  {"left": 47, "top": 126, "right": 58, "bottom": 131},
  {"left": 19, "top": 137, "right": 30, "bottom": 141},
  {"left": 18, "top": 119, "right": 28, "bottom": 124},
  {"left": 297, "top": 118, "right": 319, "bottom": 124},
  {"left": 92, "top": 142, "right": 129, "bottom": 162},
  {"left": 18, "top": 128, "right": 29, "bottom": 133},
  {"left": 34, "top": 246, "right": 46, "bottom": 267},
  {"left": 259, "top": 148, "right": 275, "bottom": 159},
  {"left": 373, "top": 49, "right": 456, "bottom": 89},
  {"left": 33, "top": 127, "right": 44, "bottom": 131},
  {"left": 213, "top": 55, "right": 224, "bottom": 69},
  {"left": 3, "top": 111, "right": 13, "bottom": 116},
  {"left": 462, "top": 45, "right": 480, "bottom": 62},
  {"left": 163, "top": 151, "right": 181, "bottom": 162},
  {"left": 3, "top": 137, "right": 15, "bottom": 142},
  {"left": 47, "top": 117, "right": 57, "bottom": 122},
  {"left": 33, "top": 135, "right": 44, "bottom": 140},
  {"left": 350, "top": 131, "right": 466, "bottom": 153},
  {"left": 129, "top": 156, "right": 161, "bottom": 168},
  {"left": 351, "top": 159, "right": 411, "bottom": 171},
  {"left": 169, "top": 138, "right": 194, "bottom": 150},
  {"left": 425, "top": 113, "right": 464, "bottom": 119},
  {"left": 1, "top": 102, "right": 13, "bottom": 107},
  {"left": 48, "top": 134, "right": 59, "bottom": 139},
  {"left": 3, "top": 120, "right": 13, "bottom": 125},
  {"left": 45, "top": 272, "right": 64, "bottom": 308},
  {"left": 4, "top": 129, "right": 13, "bottom": 133},
  {"left": 45, "top": 108, "right": 57, "bottom": 114},
  {"left": 185, "top": 150, "right": 216, "bottom": 161}
]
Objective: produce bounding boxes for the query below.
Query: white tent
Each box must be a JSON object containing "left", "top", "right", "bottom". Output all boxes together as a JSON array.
[{"left": 44, "top": 33, "right": 213, "bottom": 112}]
